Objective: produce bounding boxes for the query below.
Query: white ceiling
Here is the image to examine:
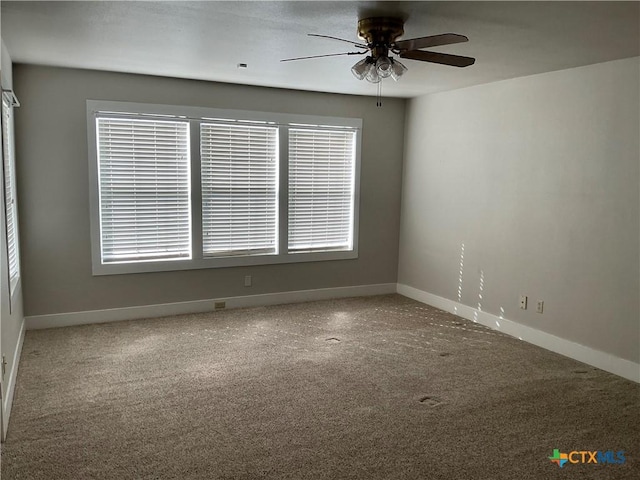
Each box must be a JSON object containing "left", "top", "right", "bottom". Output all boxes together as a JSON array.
[{"left": 2, "top": 1, "right": 639, "bottom": 98}]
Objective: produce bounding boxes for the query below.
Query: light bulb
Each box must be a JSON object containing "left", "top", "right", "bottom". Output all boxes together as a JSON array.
[
  {"left": 390, "top": 58, "right": 408, "bottom": 81},
  {"left": 376, "top": 56, "right": 393, "bottom": 78}
]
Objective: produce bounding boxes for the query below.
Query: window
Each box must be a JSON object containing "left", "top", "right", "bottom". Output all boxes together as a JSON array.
[
  {"left": 96, "top": 117, "right": 191, "bottom": 263},
  {"left": 201, "top": 123, "right": 278, "bottom": 257},
  {"left": 87, "top": 101, "right": 361, "bottom": 275},
  {"left": 2, "top": 91, "right": 20, "bottom": 295},
  {"left": 288, "top": 128, "right": 356, "bottom": 253}
]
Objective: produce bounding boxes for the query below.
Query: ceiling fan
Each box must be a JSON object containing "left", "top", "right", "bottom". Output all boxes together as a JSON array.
[{"left": 282, "top": 17, "right": 475, "bottom": 84}]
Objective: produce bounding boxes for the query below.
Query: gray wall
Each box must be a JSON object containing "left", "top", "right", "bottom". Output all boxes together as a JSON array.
[
  {"left": 399, "top": 57, "right": 639, "bottom": 363},
  {"left": 1, "top": 38, "right": 24, "bottom": 436},
  {"left": 14, "top": 65, "right": 405, "bottom": 317}
]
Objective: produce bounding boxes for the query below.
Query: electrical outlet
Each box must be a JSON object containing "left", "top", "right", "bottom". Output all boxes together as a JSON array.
[
  {"left": 519, "top": 295, "right": 528, "bottom": 310},
  {"left": 244, "top": 275, "right": 252, "bottom": 287},
  {"left": 536, "top": 300, "right": 544, "bottom": 314},
  {"left": 214, "top": 301, "right": 226, "bottom": 310}
]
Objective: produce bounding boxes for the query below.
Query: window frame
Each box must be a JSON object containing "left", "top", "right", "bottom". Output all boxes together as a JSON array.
[
  {"left": 2, "top": 91, "right": 21, "bottom": 299},
  {"left": 87, "top": 100, "right": 361, "bottom": 276}
]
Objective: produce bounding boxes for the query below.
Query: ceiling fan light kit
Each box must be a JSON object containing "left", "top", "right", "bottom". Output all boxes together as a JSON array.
[{"left": 350, "top": 56, "right": 408, "bottom": 83}]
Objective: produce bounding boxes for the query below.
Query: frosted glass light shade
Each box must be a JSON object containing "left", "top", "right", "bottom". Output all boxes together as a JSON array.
[
  {"left": 365, "top": 63, "right": 381, "bottom": 83},
  {"left": 376, "top": 57, "right": 393, "bottom": 78},
  {"left": 351, "top": 57, "right": 370, "bottom": 80},
  {"left": 390, "top": 58, "right": 408, "bottom": 81}
]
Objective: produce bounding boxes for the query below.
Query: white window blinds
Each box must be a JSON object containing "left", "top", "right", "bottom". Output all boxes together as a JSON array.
[
  {"left": 288, "top": 128, "right": 356, "bottom": 252},
  {"left": 200, "top": 123, "right": 278, "bottom": 256},
  {"left": 2, "top": 95, "right": 20, "bottom": 285},
  {"left": 96, "top": 117, "right": 191, "bottom": 263}
]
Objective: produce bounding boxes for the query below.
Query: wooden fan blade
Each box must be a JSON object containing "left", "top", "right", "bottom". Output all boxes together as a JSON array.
[
  {"left": 281, "top": 51, "right": 366, "bottom": 62},
  {"left": 399, "top": 50, "right": 475, "bottom": 67},
  {"left": 308, "top": 34, "right": 368, "bottom": 49},
  {"left": 393, "top": 33, "right": 468, "bottom": 52}
]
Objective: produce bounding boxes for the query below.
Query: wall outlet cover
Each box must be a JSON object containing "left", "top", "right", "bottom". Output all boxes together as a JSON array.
[{"left": 519, "top": 295, "right": 528, "bottom": 310}]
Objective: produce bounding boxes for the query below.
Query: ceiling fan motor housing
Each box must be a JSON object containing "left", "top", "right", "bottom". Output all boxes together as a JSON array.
[{"left": 357, "top": 17, "right": 404, "bottom": 59}]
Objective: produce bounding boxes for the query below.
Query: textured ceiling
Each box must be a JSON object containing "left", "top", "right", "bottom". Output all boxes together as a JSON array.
[{"left": 2, "top": 1, "right": 639, "bottom": 98}]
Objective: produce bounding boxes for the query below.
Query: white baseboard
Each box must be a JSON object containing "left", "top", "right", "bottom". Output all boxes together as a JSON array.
[
  {"left": 397, "top": 283, "right": 640, "bottom": 383},
  {"left": 2, "top": 318, "right": 25, "bottom": 439},
  {"left": 25, "top": 283, "right": 397, "bottom": 330}
]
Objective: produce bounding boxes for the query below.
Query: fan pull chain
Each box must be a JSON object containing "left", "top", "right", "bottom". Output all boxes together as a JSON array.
[{"left": 376, "top": 81, "right": 383, "bottom": 107}]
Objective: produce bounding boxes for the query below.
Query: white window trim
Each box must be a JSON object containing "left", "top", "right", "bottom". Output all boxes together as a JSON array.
[{"left": 87, "top": 100, "right": 361, "bottom": 276}]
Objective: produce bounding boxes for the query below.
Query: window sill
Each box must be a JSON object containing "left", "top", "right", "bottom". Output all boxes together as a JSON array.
[{"left": 92, "top": 249, "right": 358, "bottom": 276}]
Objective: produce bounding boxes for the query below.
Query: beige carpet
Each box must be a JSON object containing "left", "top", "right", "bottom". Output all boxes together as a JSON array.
[{"left": 1, "top": 294, "right": 638, "bottom": 479}]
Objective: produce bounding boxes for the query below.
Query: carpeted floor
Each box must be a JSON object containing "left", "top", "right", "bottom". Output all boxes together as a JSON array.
[{"left": 1, "top": 294, "right": 638, "bottom": 479}]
